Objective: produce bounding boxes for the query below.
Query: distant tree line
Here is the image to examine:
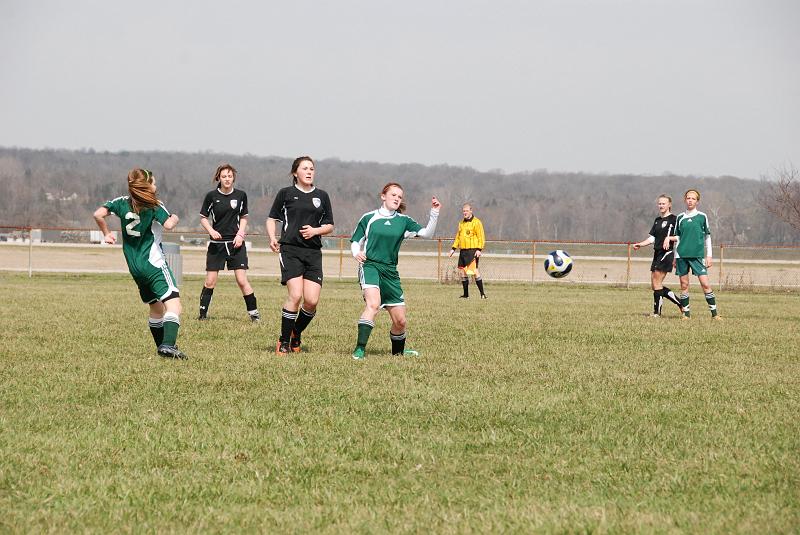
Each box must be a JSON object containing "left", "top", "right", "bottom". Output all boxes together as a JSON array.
[
  {"left": 0, "top": 147, "right": 796, "bottom": 245},
  {"left": 758, "top": 165, "right": 800, "bottom": 235}
]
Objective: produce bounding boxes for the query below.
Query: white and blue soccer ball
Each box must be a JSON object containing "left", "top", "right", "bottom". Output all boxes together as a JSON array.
[{"left": 544, "top": 250, "right": 573, "bottom": 278}]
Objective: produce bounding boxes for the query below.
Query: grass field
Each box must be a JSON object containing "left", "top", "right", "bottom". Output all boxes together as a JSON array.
[{"left": 1, "top": 272, "right": 799, "bottom": 533}]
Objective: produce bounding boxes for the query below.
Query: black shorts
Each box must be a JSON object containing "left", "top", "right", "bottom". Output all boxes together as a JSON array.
[
  {"left": 458, "top": 248, "right": 480, "bottom": 269},
  {"left": 279, "top": 244, "right": 323, "bottom": 286},
  {"left": 206, "top": 241, "right": 249, "bottom": 271},
  {"left": 651, "top": 249, "right": 674, "bottom": 273}
]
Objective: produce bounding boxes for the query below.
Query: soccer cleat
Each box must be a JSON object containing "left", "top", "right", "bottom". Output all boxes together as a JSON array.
[
  {"left": 649, "top": 313, "right": 661, "bottom": 318},
  {"left": 680, "top": 315, "right": 691, "bottom": 320},
  {"left": 352, "top": 347, "right": 366, "bottom": 360},
  {"left": 712, "top": 315, "right": 723, "bottom": 321},
  {"left": 397, "top": 349, "right": 419, "bottom": 357},
  {"left": 198, "top": 314, "right": 208, "bottom": 321},
  {"left": 480, "top": 294, "right": 488, "bottom": 299},
  {"left": 459, "top": 295, "right": 470, "bottom": 299},
  {"left": 249, "top": 311, "right": 261, "bottom": 322},
  {"left": 276, "top": 340, "right": 291, "bottom": 355},
  {"left": 289, "top": 331, "right": 302, "bottom": 353},
  {"left": 157, "top": 344, "right": 188, "bottom": 360}
]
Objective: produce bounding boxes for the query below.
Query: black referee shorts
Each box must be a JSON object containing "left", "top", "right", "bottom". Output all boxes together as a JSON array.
[
  {"left": 279, "top": 244, "right": 323, "bottom": 286},
  {"left": 458, "top": 248, "right": 480, "bottom": 269}
]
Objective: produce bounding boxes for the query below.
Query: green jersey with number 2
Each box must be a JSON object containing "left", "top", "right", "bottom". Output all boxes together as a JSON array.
[{"left": 103, "top": 196, "right": 171, "bottom": 276}]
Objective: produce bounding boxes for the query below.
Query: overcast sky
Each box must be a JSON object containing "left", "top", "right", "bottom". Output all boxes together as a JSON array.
[{"left": 1, "top": 0, "right": 797, "bottom": 179}]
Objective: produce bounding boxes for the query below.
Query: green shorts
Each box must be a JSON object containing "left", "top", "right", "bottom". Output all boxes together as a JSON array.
[
  {"left": 358, "top": 261, "right": 405, "bottom": 307},
  {"left": 675, "top": 257, "right": 707, "bottom": 277},
  {"left": 132, "top": 262, "right": 180, "bottom": 304}
]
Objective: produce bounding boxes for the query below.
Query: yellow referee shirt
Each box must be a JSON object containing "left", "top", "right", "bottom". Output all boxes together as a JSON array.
[{"left": 452, "top": 216, "right": 485, "bottom": 250}]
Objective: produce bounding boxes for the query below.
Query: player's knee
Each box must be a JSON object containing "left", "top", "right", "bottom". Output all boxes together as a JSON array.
[
  {"left": 237, "top": 280, "right": 252, "bottom": 293},
  {"left": 392, "top": 317, "right": 407, "bottom": 332},
  {"left": 164, "top": 296, "right": 182, "bottom": 316},
  {"left": 150, "top": 301, "right": 166, "bottom": 316}
]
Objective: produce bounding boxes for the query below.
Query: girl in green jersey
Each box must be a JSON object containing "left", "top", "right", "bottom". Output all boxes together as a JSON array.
[
  {"left": 93, "top": 168, "right": 189, "bottom": 359},
  {"left": 350, "top": 182, "right": 441, "bottom": 359},
  {"left": 670, "top": 189, "right": 720, "bottom": 319}
]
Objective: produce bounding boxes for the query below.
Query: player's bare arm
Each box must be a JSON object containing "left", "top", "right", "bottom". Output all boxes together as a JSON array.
[
  {"left": 233, "top": 216, "right": 248, "bottom": 248},
  {"left": 163, "top": 214, "right": 179, "bottom": 231},
  {"left": 200, "top": 216, "right": 222, "bottom": 241},
  {"left": 93, "top": 206, "right": 116, "bottom": 244},
  {"left": 266, "top": 218, "right": 280, "bottom": 253},
  {"left": 300, "top": 223, "right": 334, "bottom": 240}
]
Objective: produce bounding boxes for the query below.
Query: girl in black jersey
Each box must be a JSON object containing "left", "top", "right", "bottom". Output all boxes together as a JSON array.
[
  {"left": 633, "top": 194, "right": 683, "bottom": 317},
  {"left": 267, "top": 156, "right": 334, "bottom": 355},
  {"left": 198, "top": 163, "right": 260, "bottom": 322}
]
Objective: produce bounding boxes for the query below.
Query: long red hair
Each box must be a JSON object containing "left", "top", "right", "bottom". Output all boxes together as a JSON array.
[{"left": 128, "top": 168, "right": 159, "bottom": 213}]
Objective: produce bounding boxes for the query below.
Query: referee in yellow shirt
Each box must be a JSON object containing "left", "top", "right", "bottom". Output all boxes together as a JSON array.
[{"left": 449, "top": 203, "right": 487, "bottom": 299}]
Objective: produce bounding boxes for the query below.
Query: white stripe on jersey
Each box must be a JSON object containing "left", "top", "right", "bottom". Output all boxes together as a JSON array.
[
  {"left": 158, "top": 264, "right": 179, "bottom": 300},
  {"left": 148, "top": 220, "right": 166, "bottom": 268}
]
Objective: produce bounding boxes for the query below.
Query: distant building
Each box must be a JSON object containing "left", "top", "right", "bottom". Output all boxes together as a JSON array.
[{"left": 45, "top": 192, "right": 79, "bottom": 202}]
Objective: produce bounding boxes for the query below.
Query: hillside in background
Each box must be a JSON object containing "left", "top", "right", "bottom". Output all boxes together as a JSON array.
[{"left": 0, "top": 147, "right": 795, "bottom": 244}]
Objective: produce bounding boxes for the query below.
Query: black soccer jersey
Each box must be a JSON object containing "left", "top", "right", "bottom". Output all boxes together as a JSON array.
[
  {"left": 649, "top": 214, "right": 677, "bottom": 254},
  {"left": 200, "top": 188, "right": 249, "bottom": 241},
  {"left": 268, "top": 185, "right": 334, "bottom": 249}
]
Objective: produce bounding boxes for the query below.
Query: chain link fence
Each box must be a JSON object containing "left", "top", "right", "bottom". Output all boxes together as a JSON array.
[{"left": 2, "top": 226, "right": 800, "bottom": 291}]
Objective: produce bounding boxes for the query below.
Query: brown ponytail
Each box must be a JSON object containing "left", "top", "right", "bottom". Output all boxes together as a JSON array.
[{"left": 290, "top": 156, "right": 315, "bottom": 184}]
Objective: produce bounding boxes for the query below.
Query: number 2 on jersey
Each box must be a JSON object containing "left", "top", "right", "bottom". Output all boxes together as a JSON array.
[{"left": 125, "top": 212, "right": 142, "bottom": 237}]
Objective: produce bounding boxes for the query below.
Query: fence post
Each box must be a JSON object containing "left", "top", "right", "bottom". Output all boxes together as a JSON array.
[
  {"left": 531, "top": 241, "right": 536, "bottom": 284},
  {"left": 28, "top": 227, "right": 33, "bottom": 278},
  {"left": 626, "top": 243, "right": 632, "bottom": 288},
  {"left": 437, "top": 239, "right": 442, "bottom": 283},
  {"left": 339, "top": 238, "right": 344, "bottom": 280},
  {"left": 719, "top": 244, "right": 724, "bottom": 291}
]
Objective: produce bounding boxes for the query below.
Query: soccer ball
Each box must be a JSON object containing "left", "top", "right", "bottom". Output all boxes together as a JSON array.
[{"left": 544, "top": 250, "right": 573, "bottom": 278}]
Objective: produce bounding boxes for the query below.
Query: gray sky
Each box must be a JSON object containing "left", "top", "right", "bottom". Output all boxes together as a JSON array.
[{"left": 1, "top": 0, "right": 798, "bottom": 179}]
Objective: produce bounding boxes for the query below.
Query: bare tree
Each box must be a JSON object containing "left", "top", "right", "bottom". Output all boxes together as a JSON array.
[{"left": 758, "top": 165, "right": 800, "bottom": 232}]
